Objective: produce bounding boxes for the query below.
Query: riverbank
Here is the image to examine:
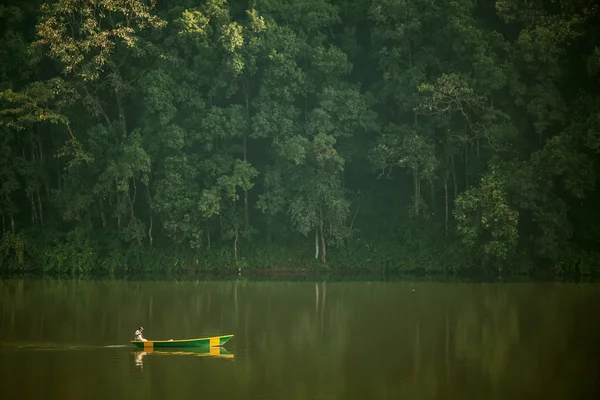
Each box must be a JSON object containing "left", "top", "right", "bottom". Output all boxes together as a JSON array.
[
  {"left": 2, "top": 230, "right": 598, "bottom": 280},
  {"left": 2, "top": 251, "right": 597, "bottom": 282},
  {"left": 4, "top": 270, "right": 598, "bottom": 284}
]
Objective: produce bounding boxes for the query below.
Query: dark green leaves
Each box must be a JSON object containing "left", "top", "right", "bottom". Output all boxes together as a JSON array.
[{"left": 454, "top": 165, "right": 519, "bottom": 262}]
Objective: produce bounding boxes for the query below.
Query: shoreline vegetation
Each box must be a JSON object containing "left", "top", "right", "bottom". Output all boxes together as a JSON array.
[
  {"left": 2, "top": 0, "right": 600, "bottom": 279},
  {"left": 3, "top": 266, "right": 598, "bottom": 283},
  {"left": 1, "top": 237, "right": 597, "bottom": 280}
]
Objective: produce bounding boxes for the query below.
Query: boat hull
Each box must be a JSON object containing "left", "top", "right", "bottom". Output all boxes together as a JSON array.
[{"left": 130, "top": 334, "right": 233, "bottom": 350}]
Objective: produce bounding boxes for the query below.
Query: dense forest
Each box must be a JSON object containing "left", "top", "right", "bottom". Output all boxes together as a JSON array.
[{"left": 1, "top": 0, "right": 599, "bottom": 276}]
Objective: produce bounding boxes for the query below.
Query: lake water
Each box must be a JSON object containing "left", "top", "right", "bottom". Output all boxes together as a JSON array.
[{"left": 1, "top": 279, "right": 599, "bottom": 399}]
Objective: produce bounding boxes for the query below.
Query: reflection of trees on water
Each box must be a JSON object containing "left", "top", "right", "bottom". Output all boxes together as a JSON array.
[
  {"left": 230, "top": 280, "right": 351, "bottom": 399},
  {"left": 453, "top": 285, "right": 521, "bottom": 390},
  {"left": 401, "top": 283, "right": 600, "bottom": 400},
  {"left": 1, "top": 280, "right": 599, "bottom": 399}
]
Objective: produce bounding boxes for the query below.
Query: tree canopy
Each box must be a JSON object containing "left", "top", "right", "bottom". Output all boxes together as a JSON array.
[{"left": 1, "top": 0, "right": 600, "bottom": 277}]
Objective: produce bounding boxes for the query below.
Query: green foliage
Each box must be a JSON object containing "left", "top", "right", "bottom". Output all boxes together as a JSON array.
[
  {"left": 1, "top": 0, "right": 600, "bottom": 277},
  {"left": 0, "top": 233, "right": 26, "bottom": 269},
  {"left": 43, "top": 229, "right": 98, "bottom": 275},
  {"left": 0, "top": 79, "right": 70, "bottom": 130},
  {"left": 454, "top": 165, "right": 519, "bottom": 265},
  {"left": 34, "top": 0, "right": 166, "bottom": 81}
]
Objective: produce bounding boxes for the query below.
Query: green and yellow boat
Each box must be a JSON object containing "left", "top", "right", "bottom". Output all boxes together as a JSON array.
[{"left": 131, "top": 334, "right": 233, "bottom": 350}]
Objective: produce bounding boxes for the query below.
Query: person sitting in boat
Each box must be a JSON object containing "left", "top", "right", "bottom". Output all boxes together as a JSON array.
[{"left": 135, "top": 327, "right": 147, "bottom": 341}]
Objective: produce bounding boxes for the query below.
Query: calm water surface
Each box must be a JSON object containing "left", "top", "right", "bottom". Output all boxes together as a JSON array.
[{"left": 1, "top": 279, "right": 599, "bottom": 399}]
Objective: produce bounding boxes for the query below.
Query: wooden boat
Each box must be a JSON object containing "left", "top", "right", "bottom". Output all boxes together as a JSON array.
[{"left": 130, "top": 334, "right": 233, "bottom": 350}]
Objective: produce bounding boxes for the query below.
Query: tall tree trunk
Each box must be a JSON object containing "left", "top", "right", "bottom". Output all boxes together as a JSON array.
[
  {"left": 38, "top": 134, "right": 44, "bottom": 164},
  {"left": 444, "top": 173, "right": 449, "bottom": 236},
  {"left": 243, "top": 132, "right": 249, "bottom": 235},
  {"left": 30, "top": 194, "right": 36, "bottom": 225},
  {"left": 83, "top": 84, "right": 113, "bottom": 129},
  {"left": 56, "top": 156, "right": 62, "bottom": 191},
  {"left": 234, "top": 229, "right": 238, "bottom": 262},
  {"left": 127, "top": 180, "right": 135, "bottom": 221},
  {"left": 413, "top": 166, "right": 420, "bottom": 214},
  {"left": 219, "top": 215, "right": 224, "bottom": 240},
  {"left": 37, "top": 191, "right": 44, "bottom": 227},
  {"left": 348, "top": 206, "right": 359, "bottom": 241},
  {"left": 430, "top": 179, "right": 436, "bottom": 213},
  {"left": 464, "top": 145, "right": 469, "bottom": 190},
  {"left": 315, "top": 228, "right": 319, "bottom": 259},
  {"left": 117, "top": 94, "right": 126, "bottom": 136},
  {"left": 148, "top": 216, "right": 153, "bottom": 246},
  {"left": 146, "top": 186, "right": 152, "bottom": 244},
  {"left": 117, "top": 193, "right": 122, "bottom": 230},
  {"left": 99, "top": 198, "right": 107, "bottom": 228},
  {"left": 320, "top": 208, "right": 326, "bottom": 264},
  {"left": 29, "top": 143, "right": 37, "bottom": 226},
  {"left": 243, "top": 82, "right": 250, "bottom": 235},
  {"left": 112, "top": 65, "right": 128, "bottom": 138},
  {"left": 451, "top": 153, "right": 457, "bottom": 199},
  {"left": 6, "top": 194, "right": 15, "bottom": 234}
]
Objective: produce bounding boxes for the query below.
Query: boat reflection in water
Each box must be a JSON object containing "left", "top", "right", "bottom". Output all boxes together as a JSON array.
[{"left": 134, "top": 346, "right": 234, "bottom": 368}]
